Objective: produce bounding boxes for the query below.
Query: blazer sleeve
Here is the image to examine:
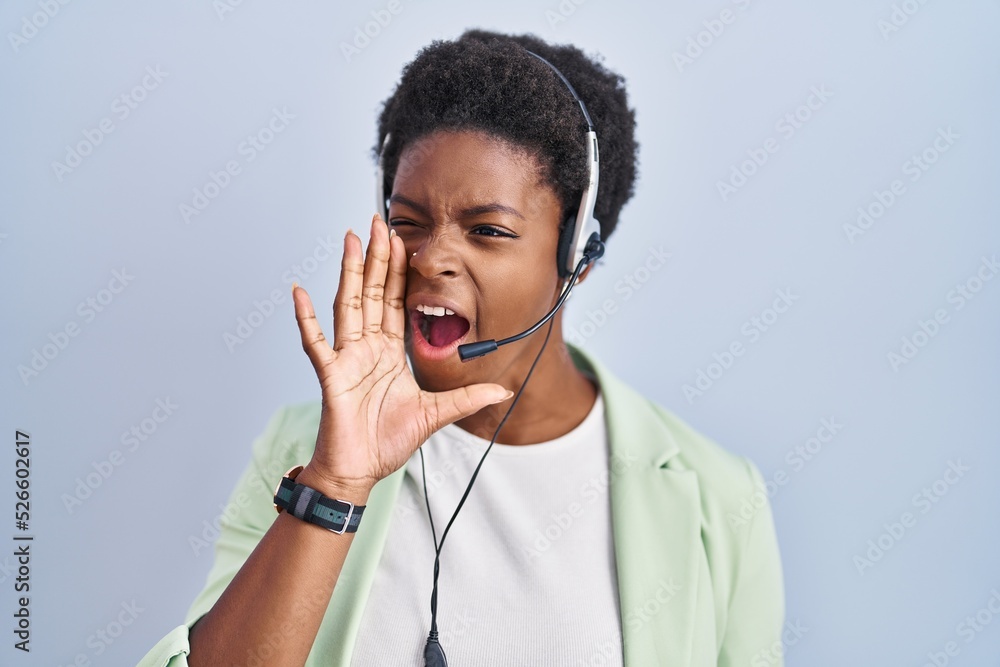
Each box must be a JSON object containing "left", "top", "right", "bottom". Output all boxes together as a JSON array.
[
  {"left": 136, "top": 406, "right": 297, "bottom": 666},
  {"left": 716, "top": 458, "right": 786, "bottom": 667}
]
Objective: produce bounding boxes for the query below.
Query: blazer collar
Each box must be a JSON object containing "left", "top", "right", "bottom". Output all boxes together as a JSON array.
[{"left": 314, "top": 345, "right": 702, "bottom": 666}]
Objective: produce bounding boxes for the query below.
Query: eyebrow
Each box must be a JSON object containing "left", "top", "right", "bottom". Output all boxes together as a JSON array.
[{"left": 389, "top": 194, "right": 525, "bottom": 220}]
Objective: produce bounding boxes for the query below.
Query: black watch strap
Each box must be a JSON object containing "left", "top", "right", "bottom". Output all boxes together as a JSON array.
[{"left": 274, "top": 475, "right": 365, "bottom": 534}]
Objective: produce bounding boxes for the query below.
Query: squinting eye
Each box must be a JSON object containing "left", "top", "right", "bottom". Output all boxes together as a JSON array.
[{"left": 471, "top": 226, "right": 516, "bottom": 238}]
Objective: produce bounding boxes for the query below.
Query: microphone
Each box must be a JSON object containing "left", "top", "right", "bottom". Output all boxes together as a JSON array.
[{"left": 457, "top": 233, "right": 605, "bottom": 361}]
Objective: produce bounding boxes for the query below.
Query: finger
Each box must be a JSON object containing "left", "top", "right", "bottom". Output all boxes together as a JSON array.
[
  {"left": 292, "top": 283, "right": 335, "bottom": 370},
  {"left": 333, "top": 228, "right": 365, "bottom": 350},
  {"left": 427, "top": 384, "right": 514, "bottom": 432},
  {"left": 382, "top": 224, "right": 408, "bottom": 341},
  {"left": 361, "top": 214, "right": 390, "bottom": 336}
]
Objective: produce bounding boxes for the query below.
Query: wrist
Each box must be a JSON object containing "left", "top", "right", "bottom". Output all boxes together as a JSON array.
[{"left": 295, "top": 464, "right": 373, "bottom": 506}]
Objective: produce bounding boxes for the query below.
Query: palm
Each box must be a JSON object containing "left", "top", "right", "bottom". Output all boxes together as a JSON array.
[
  {"left": 318, "top": 333, "right": 433, "bottom": 483},
  {"left": 291, "top": 215, "right": 509, "bottom": 492}
]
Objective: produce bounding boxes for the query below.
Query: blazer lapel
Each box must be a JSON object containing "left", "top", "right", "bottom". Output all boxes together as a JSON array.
[{"left": 571, "top": 346, "right": 703, "bottom": 666}]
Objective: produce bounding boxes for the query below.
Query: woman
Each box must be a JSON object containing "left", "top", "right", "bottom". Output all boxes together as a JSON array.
[{"left": 140, "top": 29, "right": 784, "bottom": 667}]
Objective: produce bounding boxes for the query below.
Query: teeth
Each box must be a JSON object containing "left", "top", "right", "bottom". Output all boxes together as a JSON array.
[{"left": 415, "top": 304, "right": 455, "bottom": 317}]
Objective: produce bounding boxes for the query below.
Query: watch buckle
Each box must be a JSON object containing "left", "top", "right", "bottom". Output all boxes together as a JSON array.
[{"left": 331, "top": 501, "right": 355, "bottom": 535}]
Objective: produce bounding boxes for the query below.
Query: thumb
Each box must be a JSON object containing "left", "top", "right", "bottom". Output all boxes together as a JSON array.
[{"left": 426, "top": 383, "right": 514, "bottom": 432}]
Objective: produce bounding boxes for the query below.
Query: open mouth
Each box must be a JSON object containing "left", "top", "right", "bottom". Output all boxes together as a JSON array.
[{"left": 411, "top": 304, "right": 471, "bottom": 348}]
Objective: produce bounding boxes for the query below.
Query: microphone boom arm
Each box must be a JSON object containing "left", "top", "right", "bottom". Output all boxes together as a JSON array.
[{"left": 457, "top": 233, "right": 602, "bottom": 361}]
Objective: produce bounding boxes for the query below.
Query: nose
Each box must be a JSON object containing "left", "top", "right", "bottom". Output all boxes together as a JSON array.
[{"left": 408, "top": 231, "right": 461, "bottom": 279}]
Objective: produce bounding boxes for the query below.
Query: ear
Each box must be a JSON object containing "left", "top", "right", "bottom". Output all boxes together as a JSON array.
[
  {"left": 553, "top": 262, "right": 593, "bottom": 299},
  {"left": 576, "top": 263, "right": 595, "bottom": 285}
]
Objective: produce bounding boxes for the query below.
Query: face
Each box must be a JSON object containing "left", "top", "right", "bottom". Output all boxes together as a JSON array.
[{"left": 387, "top": 129, "right": 566, "bottom": 392}]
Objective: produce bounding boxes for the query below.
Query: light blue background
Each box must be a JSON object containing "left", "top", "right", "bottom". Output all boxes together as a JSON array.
[{"left": 1, "top": 1, "right": 999, "bottom": 665}]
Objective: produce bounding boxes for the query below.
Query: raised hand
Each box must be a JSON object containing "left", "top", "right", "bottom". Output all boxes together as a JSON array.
[{"left": 290, "top": 213, "right": 512, "bottom": 498}]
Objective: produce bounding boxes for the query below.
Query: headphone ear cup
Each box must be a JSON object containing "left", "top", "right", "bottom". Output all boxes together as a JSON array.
[{"left": 556, "top": 215, "right": 576, "bottom": 279}]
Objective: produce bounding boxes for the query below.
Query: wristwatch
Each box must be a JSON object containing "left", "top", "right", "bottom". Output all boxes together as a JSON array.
[{"left": 272, "top": 465, "right": 365, "bottom": 534}]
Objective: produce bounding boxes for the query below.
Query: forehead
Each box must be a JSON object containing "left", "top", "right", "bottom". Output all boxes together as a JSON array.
[{"left": 393, "top": 130, "right": 559, "bottom": 219}]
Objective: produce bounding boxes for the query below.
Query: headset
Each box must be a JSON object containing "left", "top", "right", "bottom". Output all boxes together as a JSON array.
[{"left": 373, "top": 48, "right": 606, "bottom": 666}]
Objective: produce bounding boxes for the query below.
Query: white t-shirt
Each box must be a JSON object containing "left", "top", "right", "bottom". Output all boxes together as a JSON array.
[{"left": 350, "top": 388, "right": 624, "bottom": 666}]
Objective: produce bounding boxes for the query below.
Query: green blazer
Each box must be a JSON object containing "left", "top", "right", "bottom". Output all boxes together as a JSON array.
[{"left": 139, "top": 345, "right": 785, "bottom": 666}]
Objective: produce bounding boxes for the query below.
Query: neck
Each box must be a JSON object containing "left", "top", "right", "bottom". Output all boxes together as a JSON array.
[{"left": 454, "top": 338, "right": 598, "bottom": 446}]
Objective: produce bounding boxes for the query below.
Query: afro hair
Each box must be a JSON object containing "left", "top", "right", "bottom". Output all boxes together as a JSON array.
[{"left": 372, "top": 28, "right": 639, "bottom": 242}]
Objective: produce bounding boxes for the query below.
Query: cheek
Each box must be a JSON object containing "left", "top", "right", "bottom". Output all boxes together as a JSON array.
[{"left": 476, "top": 250, "right": 560, "bottom": 325}]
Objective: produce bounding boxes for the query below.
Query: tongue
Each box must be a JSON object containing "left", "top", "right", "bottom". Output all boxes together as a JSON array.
[{"left": 429, "top": 314, "right": 470, "bottom": 347}]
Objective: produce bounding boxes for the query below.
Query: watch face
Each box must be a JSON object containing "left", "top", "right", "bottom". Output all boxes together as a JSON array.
[{"left": 273, "top": 465, "right": 305, "bottom": 513}]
